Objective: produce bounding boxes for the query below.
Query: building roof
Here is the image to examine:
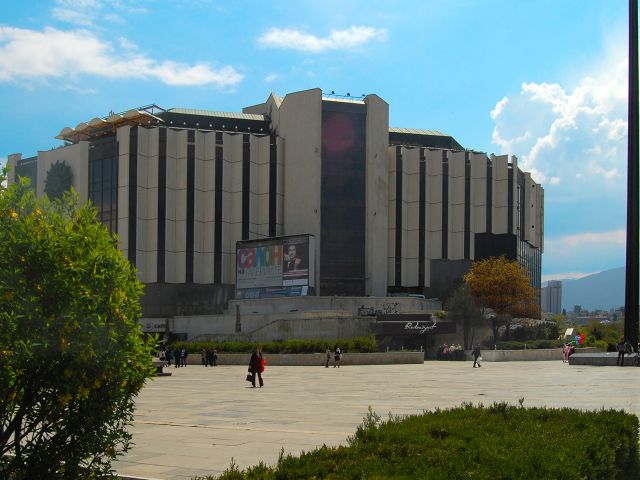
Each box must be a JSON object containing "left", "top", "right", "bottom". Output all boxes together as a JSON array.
[
  {"left": 166, "top": 108, "right": 267, "bottom": 121},
  {"left": 270, "top": 93, "right": 283, "bottom": 107},
  {"left": 55, "top": 105, "right": 165, "bottom": 143},
  {"left": 389, "top": 127, "right": 464, "bottom": 150},
  {"left": 389, "top": 127, "right": 448, "bottom": 137}
]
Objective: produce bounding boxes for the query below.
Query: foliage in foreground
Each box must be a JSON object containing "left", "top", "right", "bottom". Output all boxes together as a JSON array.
[
  {"left": 170, "top": 335, "right": 378, "bottom": 354},
  {"left": 201, "top": 403, "right": 639, "bottom": 480},
  {"left": 0, "top": 176, "right": 156, "bottom": 479}
]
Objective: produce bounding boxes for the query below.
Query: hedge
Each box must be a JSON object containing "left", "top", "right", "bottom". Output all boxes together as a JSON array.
[
  {"left": 495, "top": 339, "right": 565, "bottom": 350},
  {"left": 201, "top": 403, "right": 639, "bottom": 480},
  {"left": 169, "top": 335, "right": 377, "bottom": 354}
]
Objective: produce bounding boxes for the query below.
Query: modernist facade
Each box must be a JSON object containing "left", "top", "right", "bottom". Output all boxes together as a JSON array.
[{"left": 8, "top": 88, "right": 543, "bottom": 317}]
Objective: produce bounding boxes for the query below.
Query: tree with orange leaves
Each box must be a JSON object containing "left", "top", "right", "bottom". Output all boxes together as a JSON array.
[{"left": 464, "top": 256, "right": 540, "bottom": 342}]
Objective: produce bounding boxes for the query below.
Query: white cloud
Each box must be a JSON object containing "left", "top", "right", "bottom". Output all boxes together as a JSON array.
[
  {"left": 542, "top": 229, "right": 626, "bottom": 281},
  {"left": 549, "top": 176, "right": 560, "bottom": 185},
  {"left": 546, "top": 229, "right": 626, "bottom": 251},
  {"left": 0, "top": 26, "right": 243, "bottom": 88},
  {"left": 490, "top": 96, "right": 508, "bottom": 119},
  {"left": 490, "top": 52, "right": 627, "bottom": 193},
  {"left": 258, "top": 26, "right": 388, "bottom": 53},
  {"left": 51, "top": 0, "right": 147, "bottom": 26},
  {"left": 118, "top": 36, "right": 137, "bottom": 50},
  {"left": 542, "top": 271, "right": 598, "bottom": 283},
  {"left": 53, "top": 0, "right": 101, "bottom": 26},
  {"left": 264, "top": 73, "right": 279, "bottom": 82}
]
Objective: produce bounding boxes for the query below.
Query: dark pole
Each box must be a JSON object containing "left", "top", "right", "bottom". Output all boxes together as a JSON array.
[{"left": 624, "top": 0, "right": 639, "bottom": 348}]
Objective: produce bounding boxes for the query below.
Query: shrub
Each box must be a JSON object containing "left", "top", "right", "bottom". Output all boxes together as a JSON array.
[
  {"left": 0, "top": 177, "right": 155, "bottom": 479},
  {"left": 204, "top": 403, "right": 639, "bottom": 480},
  {"left": 496, "top": 339, "right": 564, "bottom": 350},
  {"left": 171, "top": 335, "right": 377, "bottom": 354}
]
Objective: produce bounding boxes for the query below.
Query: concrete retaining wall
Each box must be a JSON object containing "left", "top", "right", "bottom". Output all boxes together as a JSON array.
[
  {"left": 569, "top": 351, "right": 633, "bottom": 366},
  {"left": 182, "top": 351, "right": 424, "bottom": 366},
  {"left": 479, "top": 347, "right": 603, "bottom": 362},
  {"left": 171, "top": 314, "right": 376, "bottom": 342},
  {"left": 228, "top": 296, "right": 441, "bottom": 316}
]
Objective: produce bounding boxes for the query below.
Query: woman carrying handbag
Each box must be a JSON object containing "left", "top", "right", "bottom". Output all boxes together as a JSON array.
[{"left": 248, "top": 347, "right": 265, "bottom": 387}]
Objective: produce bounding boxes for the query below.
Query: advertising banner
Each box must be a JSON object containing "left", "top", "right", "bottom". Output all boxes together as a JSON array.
[
  {"left": 236, "top": 243, "right": 283, "bottom": 289},
  {"left": 236, "top": 235, "right": 315, "bottom": 298},
  {"left": 283, "top": 236, "right": 309, "bottom": 286}
]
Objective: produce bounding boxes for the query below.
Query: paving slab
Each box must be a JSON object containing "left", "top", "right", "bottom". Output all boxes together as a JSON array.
[{"left": 114, "top": 361, "right": 640, "bottom": 480}]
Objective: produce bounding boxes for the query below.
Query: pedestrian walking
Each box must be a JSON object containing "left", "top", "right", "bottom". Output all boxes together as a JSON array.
[
  {"left": 248, "top": 347, "right": 265, "bottom": 388},
  {"left": 173, "top": 347, "right": 181, "bottom": 368},
  {"left": 472, "top": 343, "right": 482, "bottom": 368},
  {"left": 205, "top": 347, "right": 216, "bottom": 367},
  {"left": 616, "top": 338, "right": 631, "bottom": 366},
  {"left": 334, "top": 346, "right": 342, "bottom": 368},
  {"left": 180, "top": 348, "right": 188, "bottom": 367}
]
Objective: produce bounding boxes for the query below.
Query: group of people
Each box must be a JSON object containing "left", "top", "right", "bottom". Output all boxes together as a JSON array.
[
  {"left": 200, "top": 348, "right": 218, "bottom": 367},
  {"left": 563, "top": 338, "right": 634, "bottom": 366},
  {"left": 325, "top": 346, "right": 342, "bottom": 368},
  {"left": 158, "top": 346, "right": 188, "bottom": 367},
  {"left": 436, "top": 343, "right": 465, "bottom": 361},
  {"left": 439, "top": 343, "right": 463, "bottom": 354}
]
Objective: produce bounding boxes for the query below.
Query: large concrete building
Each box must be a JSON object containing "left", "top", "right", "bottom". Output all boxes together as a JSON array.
[{"left": 8, "top": 88, "right": 543, "bottom": 319}]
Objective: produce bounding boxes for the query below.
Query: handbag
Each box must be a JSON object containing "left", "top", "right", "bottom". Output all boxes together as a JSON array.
[{"left": 246, "top": 373, "right": 252, "bottom": 382}]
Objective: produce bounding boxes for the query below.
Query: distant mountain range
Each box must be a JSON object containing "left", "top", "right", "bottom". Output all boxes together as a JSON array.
[{"left": 559, "top": 266, "right": 625, "bottom": 312}]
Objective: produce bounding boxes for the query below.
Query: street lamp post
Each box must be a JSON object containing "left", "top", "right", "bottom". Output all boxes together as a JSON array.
[{"left": 624, "top": 0, "right": 639, "bottom": 348}]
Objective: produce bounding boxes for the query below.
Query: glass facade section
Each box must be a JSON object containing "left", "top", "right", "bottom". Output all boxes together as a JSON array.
[
  {"left": 88, "top": 135, "right": 118, "bottom": 234},
  {"left": 320, "top": 101, "right": 366, "bottom": 295},
  {"left": 518, "top": 239, "right": 542, "bottom": 304},
  {"left": 15, "top": 156, "right": 37, "bottom": 189}
]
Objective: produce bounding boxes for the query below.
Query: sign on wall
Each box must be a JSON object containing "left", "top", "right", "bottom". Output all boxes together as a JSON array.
[
  {"left": 373, "top": 314, "right": 456, "bottom": 335},
  {"left": 236, "top": 235, "right": 315, "bottom": 299}
]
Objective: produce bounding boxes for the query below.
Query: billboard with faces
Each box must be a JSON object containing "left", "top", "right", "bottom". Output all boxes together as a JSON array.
[{"left": 236, "top": 235, "right": 315, "bottom": 299}]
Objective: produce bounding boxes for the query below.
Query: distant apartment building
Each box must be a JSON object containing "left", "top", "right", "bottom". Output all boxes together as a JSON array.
[{"left": 541, "top": 280, "right": 562, "bottom": 314}]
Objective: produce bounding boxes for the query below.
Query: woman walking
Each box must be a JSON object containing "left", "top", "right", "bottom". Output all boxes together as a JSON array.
[
  {"left": 472, "top": 343, "right": 482, "bottom": 368},
  {"left": 248, "top": 347, "right": 265, "bottom": 387}
]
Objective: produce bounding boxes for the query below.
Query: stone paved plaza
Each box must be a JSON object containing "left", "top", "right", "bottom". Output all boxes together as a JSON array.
[{"left": 114, "top": 361, "right": 640, "bottom": 480}]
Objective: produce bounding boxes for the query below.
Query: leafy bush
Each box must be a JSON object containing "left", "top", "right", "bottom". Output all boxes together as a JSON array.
[
  {"left": 171, "top": 335, "right": 377, "bottom": 354},
  {"left": 576, "top": 320, "right": 624, "bottom": 348},
  {"left": 203, "top": 403, "right": 639, "bottom": 480},
  {"left": 510, "top": 322, "right": 559, "bottom": 342},
  {"left": 0, "top": 177, "right": 155, "bottom": 479},
  {"left": 496, "top": 339, "right": 565, "bottom": 350}
]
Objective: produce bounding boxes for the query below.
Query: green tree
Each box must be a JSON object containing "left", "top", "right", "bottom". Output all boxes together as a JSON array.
[
  {"left": 43, "top": 160, "right": 73, "bottom": 200},
  {"left": 464, "top": 256, "right": 540, "bottom": 343},
  {"left": 0, "top": 173, "right": 155, "bottom": 479},
  {"left": 444, "top": 284, "right": 483, "bottom": 349},
  {"left": 550, "top": 314, "right": 566, "bottom": 338}
]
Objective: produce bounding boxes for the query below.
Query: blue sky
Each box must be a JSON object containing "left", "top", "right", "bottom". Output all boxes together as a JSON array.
[{"left": 0, "top": 0, "right": 634, "bottom": 282}]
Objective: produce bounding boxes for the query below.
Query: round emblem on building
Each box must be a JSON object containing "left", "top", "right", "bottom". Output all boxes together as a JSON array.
[{"left": 44, "top": 160, "right": 73, "bottom": 200}]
